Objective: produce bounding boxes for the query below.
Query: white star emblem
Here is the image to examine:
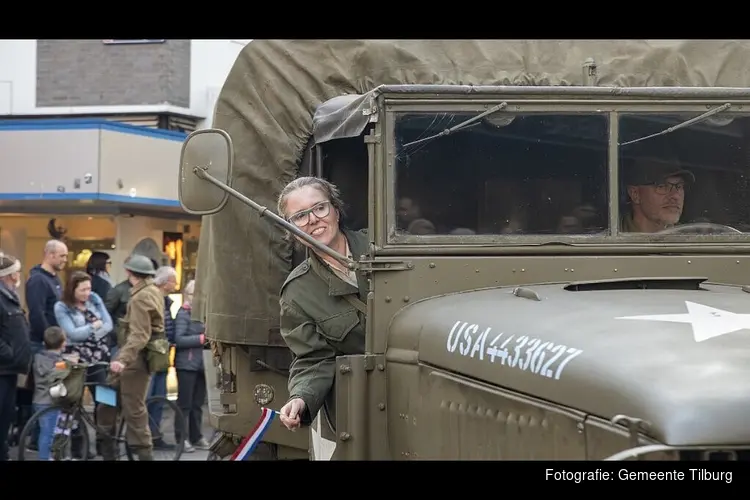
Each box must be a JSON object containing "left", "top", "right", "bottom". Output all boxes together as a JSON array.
[{"left": 616, "top": 301, "right": 750, "bottom": 343}]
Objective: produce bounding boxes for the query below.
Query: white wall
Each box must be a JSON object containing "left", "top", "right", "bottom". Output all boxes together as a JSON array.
[
  {"left": 0, "top": 39, "right": 252, "bottom": 120},
  {"left": 190, "top": 39, "right": 252, "bottom": 128},
  {"left": 0, "top": 40, "right": 37, "bottom": 115}
]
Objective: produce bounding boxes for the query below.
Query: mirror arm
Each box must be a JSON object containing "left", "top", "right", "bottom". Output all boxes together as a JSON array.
[{"left": 192, "top": 167, "right": 359, "bottom": 270}]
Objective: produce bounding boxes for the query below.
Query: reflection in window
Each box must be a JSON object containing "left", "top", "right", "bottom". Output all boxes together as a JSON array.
[
  {"left": 393, "top": 112, "right": 609, "bottom": 238},
  {"left": 619, "top": 114, "right": 750, "bottom": 235}
]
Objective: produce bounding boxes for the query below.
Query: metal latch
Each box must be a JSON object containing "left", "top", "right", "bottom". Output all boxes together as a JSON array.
[
  {"left": 358, "top": 258, "right": 413, "bottom": 273},
  {"left": 611, "top": 414, "right": 651, "bottom": 458}
]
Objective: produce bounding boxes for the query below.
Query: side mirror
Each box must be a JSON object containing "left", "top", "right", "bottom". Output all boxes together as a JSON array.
[
  {"left": 178, "top": 129, "right": 233, "bottom": 215},
  {"left": 176, "top": 128, "right": 359, "bottom": 272}
]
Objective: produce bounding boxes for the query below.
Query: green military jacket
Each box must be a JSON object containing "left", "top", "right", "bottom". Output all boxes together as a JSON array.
[
  {"left": 279, "top": 228, "right": 369, "bottom": 432},
  {"left": 116, "top": 278, "right": 165, "bottom": 368}
]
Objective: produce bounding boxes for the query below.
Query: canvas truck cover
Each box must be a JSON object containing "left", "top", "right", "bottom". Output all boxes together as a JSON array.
[{"left": 192, "top": 39, "right": 750, "bottom": 345}]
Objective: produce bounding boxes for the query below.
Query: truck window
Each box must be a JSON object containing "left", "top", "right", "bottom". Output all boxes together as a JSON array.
[
  {"left": 319, "top": 135, "right": 369, "bottom": 231},
  {"left": 618, "top": 113, "right": 750, "bottom": 235},
  {"left": 392, "top": 112, "right": 609, "bottom": 237}
]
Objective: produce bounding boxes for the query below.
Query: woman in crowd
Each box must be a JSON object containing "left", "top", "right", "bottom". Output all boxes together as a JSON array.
[
  {"left": 86, "top": 251, "right": 113, "bottom": 302},
  {"left": 54, "top": 270, "right": 114, "bottom": 458},
  {"left": 275, "top": 176, "right": 368, "bottom": 433},
  {"left": 0, "top": 253, "right": 31, "bottom": 461},
  {"left": 173, "top": 279, "right": 209, "bottom": 452},
  {"left": 87, "top": 251, "right": 114, "bottom": 350}
]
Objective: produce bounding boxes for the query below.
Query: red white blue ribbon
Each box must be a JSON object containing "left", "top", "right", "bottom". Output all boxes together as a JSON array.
[{"left": 230, "top": 407, "right": 278, "bottom": 461}]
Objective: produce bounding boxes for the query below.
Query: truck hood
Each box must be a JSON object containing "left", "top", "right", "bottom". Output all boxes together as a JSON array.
[{"left": 389, "top": 279, "right": 750, "bottom": 446}]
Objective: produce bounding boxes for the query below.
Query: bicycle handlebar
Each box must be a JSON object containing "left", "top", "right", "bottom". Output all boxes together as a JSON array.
[{"left": 68, "top": 360, "right": 111, "bottom": 368}]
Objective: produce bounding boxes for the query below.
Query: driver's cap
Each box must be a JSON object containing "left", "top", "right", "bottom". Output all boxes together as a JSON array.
[{"left": 624, "top": 159, "right": 695, "bottom": 186}]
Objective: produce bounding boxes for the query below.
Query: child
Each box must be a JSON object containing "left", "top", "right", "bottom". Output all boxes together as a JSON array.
[{"left": 32, "top": 326, "right": 67, "bottom": 461}]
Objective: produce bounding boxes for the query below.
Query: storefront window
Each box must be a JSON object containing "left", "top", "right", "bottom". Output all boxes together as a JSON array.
[{"left": 163, "top": 232, "right": 200, "bottom": 317}]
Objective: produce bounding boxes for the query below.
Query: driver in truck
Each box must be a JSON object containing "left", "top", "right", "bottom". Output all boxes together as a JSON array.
[
  {"left": 621, "top": 157, "right": 695, "bottom": 233},
  {"left": 275, "top": 177, "right": 368, "bottom": 433}
]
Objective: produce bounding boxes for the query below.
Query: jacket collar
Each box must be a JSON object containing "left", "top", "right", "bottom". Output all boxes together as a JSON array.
[
  {"left": 130, "top": 277, "right": 156, "bottom": 296},
  {"left": 0, "top": 282, "right": 20, "bottom": 305},
  {"left": 39, "top": 350, "right": 63, "bottom": 361},
  {"left": 308, "top": 228, "right": 368, "bottom": 298}
]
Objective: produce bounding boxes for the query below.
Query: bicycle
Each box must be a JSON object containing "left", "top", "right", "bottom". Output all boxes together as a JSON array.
[{"left": 16, "top": 360, "right": 187, "bottom": 461}]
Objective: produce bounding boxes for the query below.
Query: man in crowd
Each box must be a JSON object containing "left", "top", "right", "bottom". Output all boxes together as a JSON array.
[
  {"left": 147, "top": 266, "right": 178, "bottom": 450},
  {"left": 25, "top": 240, "right": 67, "bottom": 352},
  {"left": 102, "top": 255, "right": 164, "bottom": 461},
  {"left": 19, "top": 240, "right": 67, "bottom": 452}
]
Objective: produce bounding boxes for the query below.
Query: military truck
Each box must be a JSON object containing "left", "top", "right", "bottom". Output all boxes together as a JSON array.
[{"left": 180, "top": 40, "right": 750, "bottom": 461}]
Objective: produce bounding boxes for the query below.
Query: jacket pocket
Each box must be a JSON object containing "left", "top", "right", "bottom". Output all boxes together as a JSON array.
[
  {"left": 6, "top": 310, "right": 28, "bottom": 332},
  {"left": 317, "top": 308, "right": 360, "bottom": 343},
  {"left": 4, "top": 310, "right": 30, "bottom": 372}
]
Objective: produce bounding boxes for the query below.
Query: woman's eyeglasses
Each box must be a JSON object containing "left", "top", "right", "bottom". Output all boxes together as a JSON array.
[{"left": 287, "top": 201, "right": 331, "bottom": 227}]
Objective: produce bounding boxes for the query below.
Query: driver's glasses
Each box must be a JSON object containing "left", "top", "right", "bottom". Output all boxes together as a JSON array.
[
  {"left": 288, "top": 201, "right": 331, "bottom": 227},
  {"left": 653, "top": 181, "right": 685, "bottom": 195}
]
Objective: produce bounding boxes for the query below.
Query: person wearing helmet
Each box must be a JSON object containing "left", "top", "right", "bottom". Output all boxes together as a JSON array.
[{"left": 100, "top": 254, "right": 164, "bottom": 461}]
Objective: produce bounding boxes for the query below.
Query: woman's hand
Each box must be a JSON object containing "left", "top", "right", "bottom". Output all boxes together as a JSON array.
[
  {"left": 279, "top": 398, "right": 306, "bottom": 430},
  {"left": 110, "top": 360, "right": 125, "bottom": 373},
  {"left": 92, "top": 319, "right": 103, "bottom": 330}
]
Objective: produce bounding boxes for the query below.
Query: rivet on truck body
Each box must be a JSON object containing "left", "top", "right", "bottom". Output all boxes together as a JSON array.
[
  {"left": 340, "top": 365, "right": 351, "bottom": 374},
  {"left": 340, "top": 432, "right": 351, "bottom": 441}
]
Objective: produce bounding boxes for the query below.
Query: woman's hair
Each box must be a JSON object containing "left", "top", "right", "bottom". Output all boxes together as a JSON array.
[
  {"left": 0, "top": 252, "right": 20, "bottom": 279},
  {"left": 276, "top": 176, "right": 346, "bottom": 242},
  {"left": 154, "top": 266, "right": 177, "bottom": 286},
  {"left": 62, "top": 270, "right": 92, "bottom": 306},
  {"left": 183, "top": 279, "right": 195, "bottom": 306},
  {"left": 86, "top": 251, "right": 110, "bottom": 274}
]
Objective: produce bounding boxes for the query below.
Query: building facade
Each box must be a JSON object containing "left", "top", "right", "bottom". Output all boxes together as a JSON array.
[{"left": 0, "top": 39, "right": 250, "bottom": 301}]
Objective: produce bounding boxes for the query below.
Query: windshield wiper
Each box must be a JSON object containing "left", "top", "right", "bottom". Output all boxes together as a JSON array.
[
  {"left": 619, "top": 103, "right": 732, "bottom": 147},
  {"left": 402, "top": 102, "right": 508, "bottom": 149}
]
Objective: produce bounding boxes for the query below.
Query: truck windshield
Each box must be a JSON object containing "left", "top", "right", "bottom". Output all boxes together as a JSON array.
[
  {"left": 391, "top": 110, "right": 750, "bottom": 241},
  {"left": 393, "top": 111, "right": 610, "bottom": 237}
]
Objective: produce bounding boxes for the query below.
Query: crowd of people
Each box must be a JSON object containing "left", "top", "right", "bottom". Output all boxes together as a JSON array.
[{"left": 0, "top": 240, "right": 210, "bottom": 461}]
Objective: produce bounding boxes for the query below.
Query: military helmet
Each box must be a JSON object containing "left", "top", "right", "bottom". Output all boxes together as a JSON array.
[{"left": 124, "top": 253, "right": 157, "bottom": 275}]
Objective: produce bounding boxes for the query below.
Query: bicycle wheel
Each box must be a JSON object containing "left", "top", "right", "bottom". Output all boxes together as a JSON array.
[
  {"left": 17, "top": 405, "right": 90, "bottom": 461},
  {"left": 122, "top": 396, "right": 186, "bottom": 461}
]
